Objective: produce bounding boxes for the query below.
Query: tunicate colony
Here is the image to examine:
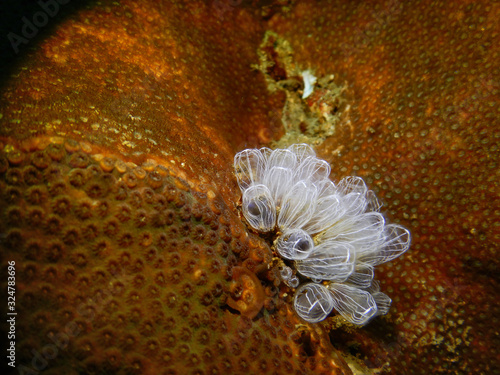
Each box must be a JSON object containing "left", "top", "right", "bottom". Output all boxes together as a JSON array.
[{"left": 234, "top": 144, "right": 410, "bottom": 325}]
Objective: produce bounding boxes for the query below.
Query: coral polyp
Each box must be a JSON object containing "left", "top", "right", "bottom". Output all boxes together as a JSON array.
[{"left": 234, "top": 144, "right": 411, "bottom": 325}]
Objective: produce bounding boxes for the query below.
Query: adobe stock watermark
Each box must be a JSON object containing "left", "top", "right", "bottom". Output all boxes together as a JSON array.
[{"left": 7, "top": 0, "right": 72, "bottom": 54}]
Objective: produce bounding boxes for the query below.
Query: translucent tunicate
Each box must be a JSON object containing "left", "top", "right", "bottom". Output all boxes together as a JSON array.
[
  {"left": 242, "top": 184, "right": 276, "bottom": 232},
  {"left": 321, "top": 212, "right": 386, "bottom": 254},
  {"left": 302, "top": 194, "right": 342, "bottom": 235},
  {"left": 295, "top": 242, "right": 355, "bottom": 281},
  {"left": 234, "top": 149, "right": 266, "bottom": 191},
  {"left": 294, "top": 283, "right": 334, "bottom": 323},
  {"left": 277, "top": 180, "right": 318, "bottom": 230},
  {"left": 335, "top": 176, "right": 371, "bottom": 217},
  {"left": 327, "top": 283, "right": 378, "bottom": 325},
  {"left": 339, "top": 191, "right": 368, "bottom": 218},
  {"left": 288, "top": 275, "right": 300, "bottom": 288},
  {"left": 287, "top": 143, "right": 316, "bottom": 162},
  {"left": 365, "top": 190, "right": 382, "bottom": 212},
  {"left": 262, "top": 166, "right": 294, "bottom": 206},
  {"left": 259, "top": 146, "right": 273, "bottom": 160},
  {"left": 358, "top": 224, "right": 411, "bottom": 266},
  {"left": 343, "top": 263, "right": 374, "bottom": 289},
  {"left": 368, "top": 281, "right": 392, "bottom": 316},
  {"left": 293, "top": 156, "right": 331, "bottom": 184},
  {"left": 279, "top": 265, "right": 300, "bottom": 288},
  {"left": 275, "top": 229, "right": 314, "bottom": 260},
  {"left": 336, "top": 176, "right": 368, "bottom": 196},
  {"left": 372, "top": 292, "right": 391, "bottom": 316},
  {"left": 315, "top": 179, "right": 336, "bottom": 199},
  {"left": 266, "top": 148, "right": 298, "bottom": 171},
  {"left": 280, "top": 265, "right": 292, "bottom": 279}
]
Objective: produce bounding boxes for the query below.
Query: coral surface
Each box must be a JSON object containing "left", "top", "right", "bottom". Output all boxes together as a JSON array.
[{"left": 0, "top": 0, "right": 499, "bottom": 374}]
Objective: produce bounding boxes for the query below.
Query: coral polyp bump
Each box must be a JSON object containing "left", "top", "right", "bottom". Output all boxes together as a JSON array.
[{"left": 234, "top": 144, "right": 411, "bottom": 325}]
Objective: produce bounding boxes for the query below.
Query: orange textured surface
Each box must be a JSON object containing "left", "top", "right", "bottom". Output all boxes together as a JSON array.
[
  {"left": 0, "top": 0, "right": 499, "bottom": 374},
  {"left": 0, "top": 138, "right": 350, "bottom": 375},
  {"left": 268, "top": 1, "right": 499, "bottom": 373}
]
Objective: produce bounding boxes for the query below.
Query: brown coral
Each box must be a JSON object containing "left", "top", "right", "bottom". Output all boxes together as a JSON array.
[
  {"left": 0, "top": 0, "right": 499, "bottom": 374},
  {"left": 0, "top": 139, "right": 349, "bottom": 374}
]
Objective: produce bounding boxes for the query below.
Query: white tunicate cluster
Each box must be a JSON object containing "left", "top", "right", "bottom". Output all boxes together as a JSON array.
[
  {"left": 279, "top": 265, "right": 300, "bottom": 288},
  {"left": 234, "top": 144, "right": 411, "bottom": 325}
]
